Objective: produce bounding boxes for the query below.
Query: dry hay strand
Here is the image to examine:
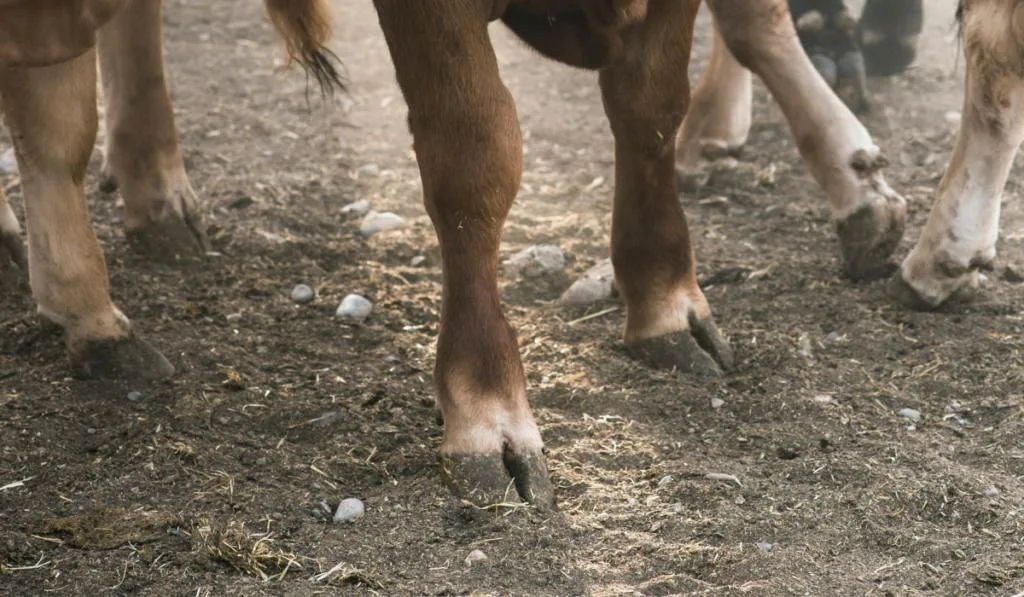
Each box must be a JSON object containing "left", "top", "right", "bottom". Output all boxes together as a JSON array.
[
  {"left": 309, "top": 561, "right": 385, "bottom": 589},
  {"left": 43, "top": 507, "right": 180, "bottom": 550},
  {"left": 190, "top": 518, "right": 309, "bottom": 581}
]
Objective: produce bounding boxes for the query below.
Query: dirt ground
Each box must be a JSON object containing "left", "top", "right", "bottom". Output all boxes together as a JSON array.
[{"left": 2, "top": 1, "right": 1023, "bottom": 595}]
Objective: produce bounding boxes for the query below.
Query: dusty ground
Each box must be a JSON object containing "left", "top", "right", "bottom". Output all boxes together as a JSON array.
[{"left": 2, "top": 1, "right": 1023, "bottom": 595}]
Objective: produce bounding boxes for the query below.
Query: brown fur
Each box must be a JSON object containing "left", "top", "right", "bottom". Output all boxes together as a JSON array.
[
  {"left": 264, "top": 0, "right": 346, "bottom": 94},
  {"left": 0, "top": 0, "right": 127, "bottom": 67}
]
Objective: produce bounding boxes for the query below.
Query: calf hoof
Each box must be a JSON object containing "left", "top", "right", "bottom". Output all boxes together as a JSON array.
[
  {"left": 126, "top": 211, "right": 209, "bottom": 265},
  {"left": 888, "top": 269, "right": 981, "bottom": 312},
  {"left": 440, "top": 449, "right": 556, "bottom": 512},
  {"left": 69, "top": 332, "right": 175, "bottom": 381},
  {"left": 626, "top": 316, "right": 734, "bottom": 377},
  {"left": 836, "top": 152, "right": 907, "bottom": 280}
]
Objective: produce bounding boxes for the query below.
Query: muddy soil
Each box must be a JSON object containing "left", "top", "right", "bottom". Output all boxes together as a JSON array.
[{"left": 1, "top": 1, "right": 1022, "bottom": 595}]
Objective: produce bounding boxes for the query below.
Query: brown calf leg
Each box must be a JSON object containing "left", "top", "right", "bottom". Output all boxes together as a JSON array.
[
  {"left": 676, "top": 21, "right": 752, "bottom": 174},
  {"left": 373, "top": 0, "right": 553, "bottom": 509},
  {"left": 0, "top": 187, "right": 26, "bottom": 271},
  {"left": 0, "top": 50, "right": 173, "bottom": 380},
  {"left": 601, "top": 0, "right": 734, "bottom": 377},
  {"left": 699, "top": 0, "right": 906, "bottom": 280},
  {"left": 98, "top": 0, "right": 208, "bottom": 263}
]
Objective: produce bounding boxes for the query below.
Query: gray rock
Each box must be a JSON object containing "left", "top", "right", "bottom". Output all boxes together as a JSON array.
[
  {"left": 710, "top": 397, "right": 725, "bottom": 409},
  {"left": 340, "top": 199, "right": 372, "bottom": 217},
  {"left": 560, "top": 259, "right": 615, "bottom": 305},
  {"left": 899, "top": 408, "right": 922, "bottom": 423},
  {"left": 359, "top": 211, "right": 406, "bottom": 237},
  {"left": 333, "top": 498, "right": 365, "bottom": 523},
  {"left": 126, "top": 391, "right": 143, "bottom": 402},
  {"left": 291, "top": 284, "right": 315, "bottom": 304},
  {"left": 464, "top": 549, "right": 488, "bottom": 567},
  {"left": 758, "top": 542, "right": 774, "bottom": 553},
  {"left": 505, "top": 244, "right": 565, "bottom": 278},
  {"left": 336, "top": 294, "right": 373, "bottom": 321}
]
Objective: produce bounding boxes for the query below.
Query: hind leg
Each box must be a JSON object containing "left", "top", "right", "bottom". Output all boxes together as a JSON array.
[
  {"left": 703, "top": 0, "right": 905, "bottom": 279},
  {"left": 98, "top": 0, "right": 208, "bottom": 263},
  {"left": 602, "top": 0, "right": 734, "bottom": 377},
  {"left": 0, "top": 50, "right": 173, "bottom": 380},
  {"left": 374, "top": 0, "right": 553, "bottom": 509}
]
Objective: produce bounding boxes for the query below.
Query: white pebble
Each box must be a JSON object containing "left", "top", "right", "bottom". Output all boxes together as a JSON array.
[
  {"left": 359, "top": 211, "right": 406, "bottom": 237},
  {"left": 410, "top": 255, "right": 426, "bottom": 267},
  {"left": 504, "top": 244, "right": 566, "bottom": 278},
  {"left": 657, "top": 475, "right": 673, "bottom": 488},
  {"left": 560, "top": 259, "right": 615, "bottom": 305},
  {"left": 341, "top": 199, "right": 372, "bottom": 217},
  {"left": 758, "top": 542, "right": 773, "bottom": 553},
  {"left": 291, "top": 284, "right": 315, "bottom": 304},
  {"left": 464, "top": 549, "right": 488, "bottom": 567},
  {"left": 336, "top": 294, "right": 373, "bottom": 321},
  {"left": 0, "top": 147, "right": 15, "bottom": 175},
  {"left": 710, "top": 397, "right": 725, "bottom": 409},
  {"left": 899, "top": 408, "right": 922, "bottom": 423},
  {"left": 333, "top": 498, "right": 365, "bottom": 523},
  {"left": 944, "top": 110, "right": 961, "bottom": 125}
]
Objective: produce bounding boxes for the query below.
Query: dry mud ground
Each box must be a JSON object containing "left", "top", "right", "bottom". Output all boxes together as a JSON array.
[{"left": 2, "top": 1, "right": 1023, "bottom": 596}]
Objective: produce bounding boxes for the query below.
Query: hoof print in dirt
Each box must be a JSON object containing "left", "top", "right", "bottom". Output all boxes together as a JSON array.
[
  {"left": 126, "top": 213, "right": 210, "bottom": 265},
  {"left": 626, "top": 322, "right": 735, "bottom": 378},
  {"left": 440, "top": 451, "right": 556, "bottom": 513},
  {"left": 70, "top": 333, "right": 175, "bottom": 381}
]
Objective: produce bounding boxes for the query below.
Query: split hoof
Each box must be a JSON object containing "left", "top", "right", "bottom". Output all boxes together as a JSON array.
[
  {"left": 69, "top": 332, "right": 175, "bottom": 381},
  {"left": 888, "top": 269, "right": 981, "bottom": 312},
  {"left": 440, "top": 449, "right": 556, "bottom": 512},
  {"left": 126, "top": 211, "right": 209, "bottom": 265},
  {"left": 837, "top": 153, "right": 906, "bottom": 280},
  {"left": 626, "top": 317, "right": 735, "bottom": 377}
]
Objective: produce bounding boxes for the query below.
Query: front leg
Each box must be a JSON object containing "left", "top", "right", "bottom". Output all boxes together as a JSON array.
[{"left": 373, "top": 0, "right": 553, "bottom": 509}]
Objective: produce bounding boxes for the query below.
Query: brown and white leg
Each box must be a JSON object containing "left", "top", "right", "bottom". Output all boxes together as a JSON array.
[
  {"left": 704, "top": 0, "right": 906, "bottom": 280},
  {"left": 98, "top": 0, "right": 207, "bottom": 262},
  {"left": 0, "top": 187, "right": 26, "bottom": 271},
  {"left": 373, "top": 0, "right": 553, "bottom": 508},
  {"left": 892, "top": 1, "right": 1024, "bottom": 309},
  {"left": 675, "top": 21, "right": 752, "bottom": 174},
  {"left": 0, "top": 50, "right": 173, "bottom": 380},
  {"left": 601, "top": 0, "right": 734, "bottom": 377}
]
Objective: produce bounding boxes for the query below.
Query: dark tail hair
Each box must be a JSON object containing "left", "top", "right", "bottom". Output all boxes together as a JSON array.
[{"left": 264, "top": 0, "right": 346, "bottom": 95}]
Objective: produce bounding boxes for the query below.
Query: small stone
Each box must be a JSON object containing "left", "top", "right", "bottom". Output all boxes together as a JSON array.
[
  {"left": 0, "top": 148, "right": 16, "bottom": 175},
  {"left": 758, "top": 542, "right": 773, "bottom": 553},
  {"left": 560, "top": 259, "right": 615, "bottom": 304},
  {"left": 359, "top": 211, "right": 406, "bottom": 237},
  {"left": 657, "top": 475, "right": 674, "bottom": 488},
  {"left": 336, "top": 294, "right": 373, "bottom": 322},
  {"left": 410, "top": 255, "right": 427, "bottom": 267},
  {"left": 944, "top": 110, "right": 962, "bottom": 125},
  {"left": 899, "top": 408, "right": 922, "bottom": 423},
  {"left": 710, "top": 397, "right": 725, "bottom": 409},
  {"left": 504, "top": 244, "right": 566, "bottom": 278},
  {"left": 340, "top": 199, "right": 371, "bottom": 217},
  {"left": 983, "top": 485, "right": 1000, "bottom": 498},
  {"left": 1002, "top": 264, "right": 1024, "bottom": 283},
  {"left": 333, "top": 498, "right": 365, "bottom": 523},
  {"left": 464, "top": 549, "right": 488, "bottom": 567},
  {"left": 356, "top": 163, "right": 380, "bottom": 177},
  {"left": 126, "top": 391, "right": 143, "bottom": 402},
  {"left": 812, "top": 394, "right": 835, "bottom": 405},
  {"left": 291, "top": 284, "right": 315, "bottom": 304}
]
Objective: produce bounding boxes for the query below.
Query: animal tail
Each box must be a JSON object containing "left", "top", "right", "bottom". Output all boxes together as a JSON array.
[{"left": 263, "top": 0, "right": 346, "bottom": 94}]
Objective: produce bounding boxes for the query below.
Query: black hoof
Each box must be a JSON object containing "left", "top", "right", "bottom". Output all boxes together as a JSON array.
[
  {"left": 440, "top": 449, "right": 556, "bottom": 512},
  {"left": 69, "top": 332, "right": 175, "bottom": 381}
]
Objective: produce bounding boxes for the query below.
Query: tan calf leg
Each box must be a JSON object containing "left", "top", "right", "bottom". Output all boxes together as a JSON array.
[
  {"left": 676, "top": 21, "right": 752, "bottom": 174},
  {"left": 373, "top": 0, "right": 553, "bottom": 509},
  {"left": 697, "top": 0, "right": 906, "bottom": 280},
  {"left": 601, "top": 0, "right": 734, "bottom": 377},
  {"left": 98, "top": 0, "right": 207, "bottom": 263},
  {"left": 0, "top": 50, "right": 173, "bottom": 380},
  {"left": 892, "top": 0, "right": 1024, "bottom": 308},
  {"left": 0, "top": 187, "right": 26, "bottom": 271}
]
